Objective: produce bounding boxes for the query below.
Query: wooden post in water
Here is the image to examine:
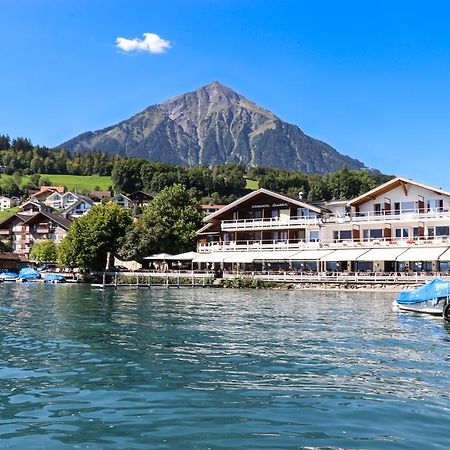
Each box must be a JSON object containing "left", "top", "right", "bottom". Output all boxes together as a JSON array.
[
  {"left": 136, "top": 274, "right": 139, "bottom": 289},
  {"left": 102, "top": 272, "right": 106, "bottom": 288},
  {"left": 114, "top": 273, "right": 118, "bottom": 290}
]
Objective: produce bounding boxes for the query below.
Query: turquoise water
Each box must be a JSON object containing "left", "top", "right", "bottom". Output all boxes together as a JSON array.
[{"left": 0, "top": 284, "right": 449, "bottom": 449}]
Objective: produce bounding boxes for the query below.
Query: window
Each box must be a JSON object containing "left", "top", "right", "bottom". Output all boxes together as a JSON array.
[
  {"left": 299, "top": 208, "right": 317, "bottom": 218},
  {"left": 271, "top": 210, "right": 279, "bottom": 219},
  {"left": 436, "top": 226, "right": 449, "bottom": 237},
  {"left": 363, "top": 229, "right": 383, "bottom": 240},
  {"left": 395, "top": 228, "right": 409, "bottom": 238},
  {"left": 374, "top": 203, "right": 382, "bottom": 215},
  {"left": 427, "top": 199, "right": 443, "bottom": 211},
  {"left": 334, "top": 230, "right": 351, "bottom": 242},
  {"left": 400, "top": 201, "right": 416, "bottom": 214},
  {"left": 309, "top": 230, "right": 320, "bottom": 242}
]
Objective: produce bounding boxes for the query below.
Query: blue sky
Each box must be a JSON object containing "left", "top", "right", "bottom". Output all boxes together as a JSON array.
[{"left": 1, "top": 0, "right": 450, "bottom": 187}]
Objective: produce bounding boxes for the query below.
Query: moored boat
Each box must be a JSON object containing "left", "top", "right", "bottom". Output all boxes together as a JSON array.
[
  {"left": 43, "top": 274, "right": 66, "bottom": 283},
  {"left": 396, "top": 278, "right": 450, "bottom": 320}
]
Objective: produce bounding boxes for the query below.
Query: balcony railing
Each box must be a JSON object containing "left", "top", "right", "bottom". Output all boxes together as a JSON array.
[
  {"left": 221, "top": 215, "right": 320, "bottom": 231},
  {"left": 220, "top": 208, "right": 450, "bottom": 230},
  {"left": 198, "top": 235, "right": 450, "bottom": 252},
  {"left": 324, "top": 208, "right": 450, "bottom": 223}
]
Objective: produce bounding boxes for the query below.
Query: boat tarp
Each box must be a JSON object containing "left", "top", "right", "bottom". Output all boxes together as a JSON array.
[
  {"left": 0, "top": 272, "right": 18, "bottom": 278},
  {"left": 43, "top": 274, "right": 66, "bottom": 282},
  {"left": 396, "top": 247, "right": 448, "bottom": 262},
  {"left": 396, "top": 278, "right": 450, "bottom": 304},
  {"left": 18, "top": 267, "right": 41, "bottom": 280}
]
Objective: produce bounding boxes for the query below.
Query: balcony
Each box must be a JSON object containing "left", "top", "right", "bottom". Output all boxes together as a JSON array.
[
  {"left": 197, "top": 235, "right": 450, "bottom": 253},
  {"left": 0, "top": 229, "right": 11, "bottom": 236},
  {"left": 324, "top": 208, "right": 450, "bottom": 224},
  {"left": 221, "top": 215, "right": 320, "bottom": 231}
]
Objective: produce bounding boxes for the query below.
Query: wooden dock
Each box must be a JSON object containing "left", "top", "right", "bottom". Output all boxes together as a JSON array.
[{"left": 92, "top": 271, "right": 216, "bottom": 289}]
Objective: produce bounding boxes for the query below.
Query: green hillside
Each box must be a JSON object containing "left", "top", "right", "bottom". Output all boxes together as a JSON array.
[{"left": 2, "top": 174, "right": 112, "bottom": 192}]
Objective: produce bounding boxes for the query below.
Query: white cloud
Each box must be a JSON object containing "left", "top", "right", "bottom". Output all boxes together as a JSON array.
[{"left": 116, "top": 33, "right": 172, "bottom": 54}]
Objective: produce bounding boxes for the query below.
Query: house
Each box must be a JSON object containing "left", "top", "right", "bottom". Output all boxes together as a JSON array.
[
  {"left": 198, "top": 204, "right": 226, "bottom": 215},
  {"left": 62, "top": 196, "right": 96, "bottom": 219},
  {"left": 30, "top": 185, "right": 65, "bottom": 202},
  {"left": 44, "top": 191, "right": 79, "bottom": 210},
  {"left": 0, "top": 196, "right": 17, "bottom": 211},
  {"left": 0, "top": 252, "right": 28, "bottom": 272},
  {"left": 195, "top": 178, "right": 450, "bottom": 274},
  {"left": 0, "top": 211, "right": 71, "bottom": 255},
  {"left": 0, "top": 214, "right": 31, "bottom": 254},
  {"left": 128, "top": 191, "right": 155, "bottom": 208},
  {"left": 111, "top": 193, "right": 134, "bottom": 210},
  {"left": 19, "top": 199, "right": 54, "bottom": 215}
]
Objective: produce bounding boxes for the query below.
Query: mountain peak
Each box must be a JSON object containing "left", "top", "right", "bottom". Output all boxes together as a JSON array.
[{"left": 59, "top": 83, "right": 366, "bottom": 173}]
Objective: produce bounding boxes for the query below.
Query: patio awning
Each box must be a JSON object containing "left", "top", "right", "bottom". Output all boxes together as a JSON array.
[
  {"left": 165, "top": 251, "right": 198, "bottom": 261},
  {"left": 287, "top": 249, "right": 334, "bottom": 260},
  {"left": 356, "top": 247, "right": 408, "bottom": 261},
  {"left": 143, "top": 253, "right": 173, "bottom": 260},
  {"left": 192, "top": 252, "right": 228, "bottom": 263},
  {"left": 439, "top": 248, "right": 450, "bottom": 261},
  {"left": 396, "top": 247, "right": 448, "bottom": 262},
  {"left": 252, "top": 251, "right": 303, "bottom": 261},
  {"left": 321, "top": 248, "right": 370, "bottom": 262},
  {"left": 223, "top": 252, "right": 264, "bottom": 263}
]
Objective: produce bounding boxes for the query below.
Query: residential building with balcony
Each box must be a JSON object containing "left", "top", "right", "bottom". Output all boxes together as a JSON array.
[
  {"left": 195, "top": 177, "right": 450, "bottom": 274},
  {"left": 0, "top": 211, "right": 71, "bottom": 255}
]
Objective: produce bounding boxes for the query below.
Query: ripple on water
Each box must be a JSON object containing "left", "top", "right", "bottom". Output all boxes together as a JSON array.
[{"left": 0, "top": 284, "right": 449, "bottom": 449}]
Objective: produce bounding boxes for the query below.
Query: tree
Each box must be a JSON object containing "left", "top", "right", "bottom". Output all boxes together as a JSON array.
[
  {"left": 140, "top": 184, "right": 204, "bottom": 254},
  {"left": 29, "top": 240, "right": 57, "bottom": 263},
  {"left": 58, "top": 203, "right": 132, "bottom": 270}
]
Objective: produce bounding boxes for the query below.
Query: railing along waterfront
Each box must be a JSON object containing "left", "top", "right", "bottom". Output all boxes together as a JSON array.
[{"left": 224, "top": 271, "right": 450, "bottom": 284}]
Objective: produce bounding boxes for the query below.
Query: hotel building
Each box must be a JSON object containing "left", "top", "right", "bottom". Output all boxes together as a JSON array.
[{"left": 195, "top": 177, "right": 450, "bottom": 274}]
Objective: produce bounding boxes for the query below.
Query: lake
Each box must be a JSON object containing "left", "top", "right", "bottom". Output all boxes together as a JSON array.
[{"left": 0, "top": 284, "right": 449, "bottom": 449}]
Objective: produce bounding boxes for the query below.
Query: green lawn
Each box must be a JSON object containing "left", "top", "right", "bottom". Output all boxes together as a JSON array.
[
  {"left": 0, "top": 206, "right": 19, "bottom": 221},
  {"left": 245, "top": 179, "right": 259, "bottom": 190},
  {"left": 2, "top": 174, "right": 112, "bottom": 192}
]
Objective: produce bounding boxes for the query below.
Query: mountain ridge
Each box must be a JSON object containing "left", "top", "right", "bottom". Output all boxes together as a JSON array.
[{"left": 59, "top": 81, "right": 366, "bottom": 174}]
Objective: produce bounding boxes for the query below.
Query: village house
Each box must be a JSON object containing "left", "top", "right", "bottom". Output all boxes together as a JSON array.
[
  {"left": 0, "top": 195, "right": 18, "bottom": 211},
  {"left": 0, "top": 211, "right": 71, "bottom": 255}
]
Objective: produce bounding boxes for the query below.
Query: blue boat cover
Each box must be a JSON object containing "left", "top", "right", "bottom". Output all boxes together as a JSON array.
[
  {"left": 18, "top": 267, "right": 41, "bottom": 280},
  {"left": 396, "top": 278, "right": 450, "bottom": 304},
  {"left": 43, "top": 274, "right": 65, "bottom": 282},
  {"left": 0, "top": 272, "right": 18, "bottom": 278}
]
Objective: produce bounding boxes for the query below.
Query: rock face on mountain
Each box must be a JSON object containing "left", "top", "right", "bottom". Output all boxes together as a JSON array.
[{"left": 59, "top": 81, "right": 365, "bottom": 173}]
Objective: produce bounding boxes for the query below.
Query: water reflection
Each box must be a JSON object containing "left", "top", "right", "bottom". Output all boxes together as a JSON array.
[{"left": 0, "top": 284, "right": 449, "bottom": 449}]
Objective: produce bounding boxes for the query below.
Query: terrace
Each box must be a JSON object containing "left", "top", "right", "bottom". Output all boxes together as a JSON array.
[{"left": 197, "top": 235, "right": 450, "bottom": 253}]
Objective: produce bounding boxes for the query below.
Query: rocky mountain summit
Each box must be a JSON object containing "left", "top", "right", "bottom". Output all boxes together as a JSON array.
[{"left": 59, "top": 81, "right": 365, "bottom": 174}]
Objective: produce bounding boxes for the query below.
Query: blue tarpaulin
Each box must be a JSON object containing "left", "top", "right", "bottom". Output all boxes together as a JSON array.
[
  {"left": 18, "top": 267, "right": 41, "bottom": 280},
  {"left": 396, "top": 278, "right": 450, "bottom": 304},
  {"left": 43, "top": 274, "right": 65, "bottom": 283},
  {"left": 0, "top": 272, "right": 18, "bottom": 279}
]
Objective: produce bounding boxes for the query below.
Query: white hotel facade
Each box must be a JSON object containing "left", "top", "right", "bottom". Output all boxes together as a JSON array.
[{"left": 195, "top": 177, "right": 450, "bottom": 274}]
